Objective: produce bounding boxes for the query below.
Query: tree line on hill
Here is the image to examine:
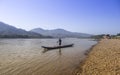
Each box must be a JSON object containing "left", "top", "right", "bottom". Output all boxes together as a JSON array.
[
  {"left": 0, "top": 35, "right": 52, "bottom": 38},
  {"left": 92, "top": 33, "right": 120, "bottom": 39}
]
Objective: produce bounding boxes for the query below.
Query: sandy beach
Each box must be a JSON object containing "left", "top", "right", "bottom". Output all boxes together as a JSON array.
[{"left": 75, "top": 39, "right": 120, "bottom": 75}]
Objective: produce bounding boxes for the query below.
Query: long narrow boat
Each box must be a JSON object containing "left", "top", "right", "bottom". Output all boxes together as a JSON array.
[{"left": 42, "top": 44, "right": 74, "bottom": 50}]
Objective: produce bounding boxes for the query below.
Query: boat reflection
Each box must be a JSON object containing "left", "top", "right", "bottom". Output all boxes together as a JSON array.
[{"left": 42, "top": 48, "right": 62, "bottom": 55}]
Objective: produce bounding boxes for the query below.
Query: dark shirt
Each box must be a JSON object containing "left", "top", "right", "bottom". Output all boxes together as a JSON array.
[{"left": 59, "top": 39, "right": 62, "bottom": 45}]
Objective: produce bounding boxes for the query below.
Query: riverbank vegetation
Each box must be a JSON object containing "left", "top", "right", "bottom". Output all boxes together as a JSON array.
[{"left": 91, "top": 33, "right": 120, "bottom": 39}]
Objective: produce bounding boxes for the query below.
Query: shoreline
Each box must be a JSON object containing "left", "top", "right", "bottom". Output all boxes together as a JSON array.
[
  {"left": 74, "top": 39, "right": 120, "bottom": 75},
  {"left": 73, "top": 40, "right": 99, "bottom": 75}
]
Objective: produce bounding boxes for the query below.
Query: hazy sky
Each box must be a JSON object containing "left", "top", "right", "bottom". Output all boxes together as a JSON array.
[{"left": 0, "top": 0, "right": 120, "bottom": 34}]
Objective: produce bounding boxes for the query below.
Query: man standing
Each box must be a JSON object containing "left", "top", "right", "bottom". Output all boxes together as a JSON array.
[{"left": 58, "top": 38, "right": 62, "bottom": 46}]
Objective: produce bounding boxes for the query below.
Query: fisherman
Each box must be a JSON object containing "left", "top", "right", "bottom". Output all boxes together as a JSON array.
[{"left": 58, "top": 38, "right": 62, "bottom": 46}]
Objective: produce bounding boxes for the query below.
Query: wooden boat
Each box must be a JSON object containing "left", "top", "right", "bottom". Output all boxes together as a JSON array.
[{"left": 42, "top": 44, "right": 74, "bottom": 50}]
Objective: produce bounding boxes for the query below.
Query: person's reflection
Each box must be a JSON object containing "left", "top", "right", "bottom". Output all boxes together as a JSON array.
[{"left": 59, "top": 48, "right": 62, "bottom": 55}]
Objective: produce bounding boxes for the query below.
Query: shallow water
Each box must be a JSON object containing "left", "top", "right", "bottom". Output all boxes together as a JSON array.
[{"left": 0, "top": 38, "right": 97, "bottom": 75}]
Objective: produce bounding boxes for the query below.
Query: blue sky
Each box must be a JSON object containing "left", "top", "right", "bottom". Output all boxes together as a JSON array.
[{"left": 0, "top": 0, "right": 120, "bottom": 34}]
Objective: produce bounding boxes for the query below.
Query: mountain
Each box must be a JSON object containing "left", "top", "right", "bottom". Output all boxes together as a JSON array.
[
  {"left": 0, "top": 21, "right": 92, "bottom": 38},
  {"left": 30, "top": 28, "right": 93, "bottom": 38},
  {"left": 0, "top": 22, "right": 46, "bottom": 38}
]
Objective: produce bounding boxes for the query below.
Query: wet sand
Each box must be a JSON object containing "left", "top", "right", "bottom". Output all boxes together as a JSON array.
[
  {"left": 0, "top": 38, "right": 97, "bottom": 75},
  {"left": 75, "top": 39, "right": 120, "bottom": 75}
]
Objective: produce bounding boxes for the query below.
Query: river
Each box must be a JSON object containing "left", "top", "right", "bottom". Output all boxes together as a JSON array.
[{"left": 0, "top": 38, "right": 97, "bottom": 75}]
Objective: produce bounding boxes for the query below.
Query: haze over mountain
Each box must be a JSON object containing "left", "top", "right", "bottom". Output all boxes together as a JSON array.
[
  {"left": 0, "top": 22, "right": 44, "bottom": 38},
  {"left": 31, "top": 28, "right": 92, "bottom": 38},
  {"left": 0, "top": 21, "right": 92, "bottom": 38}
]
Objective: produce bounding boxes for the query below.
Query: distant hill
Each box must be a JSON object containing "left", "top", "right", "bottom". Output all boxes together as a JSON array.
[
  {"left": 0, "top": 22, "right": 48, "bottom": 38},
  {"left": 31, "top": 28, "right": 93, "bottom": 38}
]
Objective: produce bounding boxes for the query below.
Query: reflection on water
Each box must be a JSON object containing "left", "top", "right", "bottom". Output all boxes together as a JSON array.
[
  {"left": 43, "top": 48, "right": 62, "bottom": 55},
  {"left": 0, "top": 38, "right": 97, "bottom": 75},
  {"left": 59, "top": 49, "right": 62, "bottom": 55}
]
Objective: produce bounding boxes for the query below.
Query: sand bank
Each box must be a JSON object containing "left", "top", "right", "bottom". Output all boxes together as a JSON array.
[{"left": 75, "top": 39, "right": 120, "bottom": 75}]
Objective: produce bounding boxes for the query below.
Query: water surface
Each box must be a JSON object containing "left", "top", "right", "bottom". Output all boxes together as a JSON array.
[{"left": 0, "top": 38, "right": 97, "bottom": 75}]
